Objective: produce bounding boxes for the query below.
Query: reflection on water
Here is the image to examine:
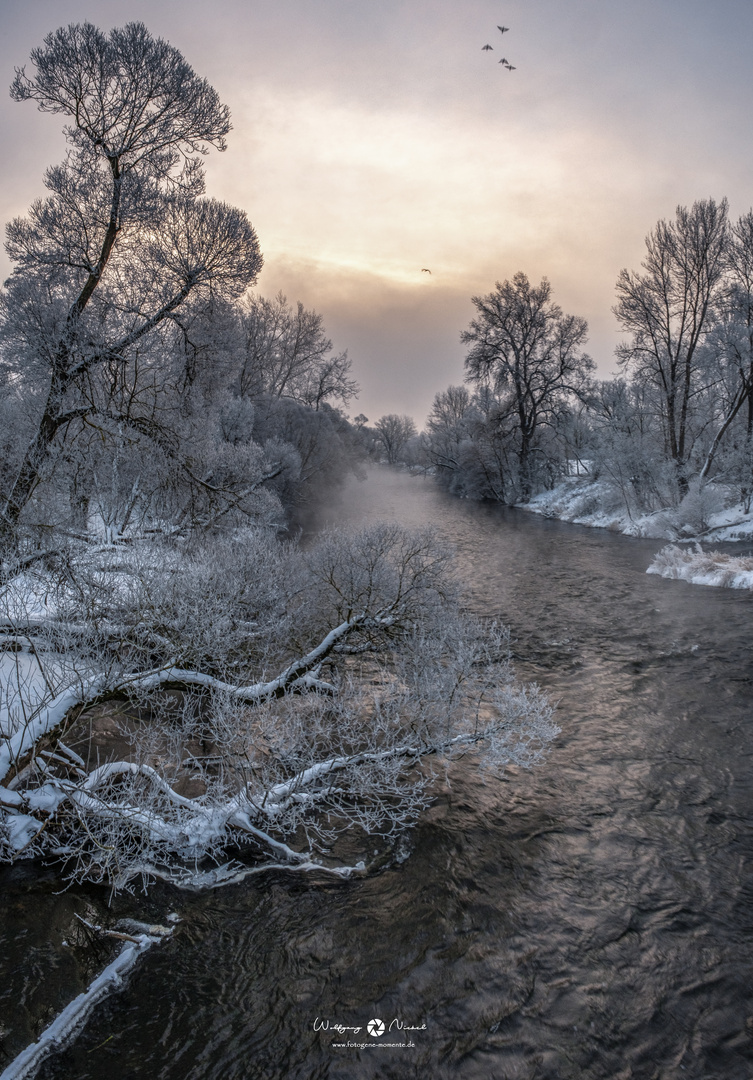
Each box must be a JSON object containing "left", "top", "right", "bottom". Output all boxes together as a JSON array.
[{"left": 9, "top": 468, "right": 753, "bottom": 1078}]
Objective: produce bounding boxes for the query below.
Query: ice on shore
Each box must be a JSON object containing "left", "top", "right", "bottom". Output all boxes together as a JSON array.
[{"left": 646, "top": 545, "right": 753, "bottom": 590}]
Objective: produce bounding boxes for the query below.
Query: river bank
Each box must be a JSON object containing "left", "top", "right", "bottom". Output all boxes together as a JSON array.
[
  {"left": 521, "top": 476, "right": 753, "bottom": 590},
  {"left": 523, "top": 475, "right": 753, "bottom": 542}
]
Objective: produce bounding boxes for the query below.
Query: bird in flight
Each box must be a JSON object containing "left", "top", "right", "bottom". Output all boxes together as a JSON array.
[
  {"left": 482, "top": 44, "right": 493, "bottom": 50},
  {"left": 421, "top": 268, "right": 432, "bottom": 274},
  {"left": 498, "top": 25, "right": 509, "bottom": 33},
  {"left": 500, "top": 61, "right": 516, "bottom": 70}
]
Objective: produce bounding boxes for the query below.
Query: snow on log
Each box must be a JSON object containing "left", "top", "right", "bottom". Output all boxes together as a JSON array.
[
  {"left": 0, "top": 615, "right": 368, "bottom": 785},
  {"left": 0, "top": 679, "right": 104, "bottom": 784},
  {"left": 119, "top": 613, "right": 372, "bottom": 701},
  {"left": 0, "top": 932, "right": 162, "bottom": 1080}
]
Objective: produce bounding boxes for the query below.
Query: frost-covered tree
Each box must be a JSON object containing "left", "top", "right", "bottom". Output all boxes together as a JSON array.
[
  {"left": 614, "top": 198, "right": 729, "bottom": 493},
  {"left": 424, "top": 385, "right": 516, "bottom": 501},
  {"left": 462, "top": 272, "right": 593, "bottom": 499},
  {"left": 588, "top": 379, "right": 678, "bottom": 514},
  {"left": 0, "top": 22, "right": 263, "bottom": 544},
  {"left": 700, "top": 211, "right": 753, "bottom": 486},
  {"left": 374, "top": 414, "right": 418, "bottom": 464},
  {"left": 237, "top": 291, "right": 358, "bottom": 410},
  {"left": 250, "top": 397, "right": 363, "bottom": 512},
  {"left": 423, "top": 386, "right": 473, "bottom": 477}
]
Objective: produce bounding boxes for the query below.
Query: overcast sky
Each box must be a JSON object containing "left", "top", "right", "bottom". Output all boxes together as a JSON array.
[{"left": 2, "top": 0, "right": 753, "bottom": 424}]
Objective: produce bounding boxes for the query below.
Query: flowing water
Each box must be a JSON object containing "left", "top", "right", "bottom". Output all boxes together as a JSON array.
[{"left": 6, "top": 468, "right": 753, "bottom": 1078}]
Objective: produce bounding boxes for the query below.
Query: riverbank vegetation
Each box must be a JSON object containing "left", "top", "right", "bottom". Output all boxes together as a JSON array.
[
  {"left": 647, "top": 544, "right": 753, "bottom": 589},
  {"left": 1, "top": 522, "right": 556, "bottom": 891}
]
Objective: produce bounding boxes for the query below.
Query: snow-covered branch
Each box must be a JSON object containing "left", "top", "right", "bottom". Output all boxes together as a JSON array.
[{"left": 0, "top": 524, "right": 559, "bottom": 891}]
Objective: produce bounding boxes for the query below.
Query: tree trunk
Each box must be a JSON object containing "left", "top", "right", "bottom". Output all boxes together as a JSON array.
[{"left": 0, "top": 391, "right": 65, "bottom": 547}]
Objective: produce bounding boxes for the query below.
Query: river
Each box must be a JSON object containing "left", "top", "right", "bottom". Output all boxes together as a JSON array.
[{"left": 6, "top": 467, "right": 753, "bottom": 1079}]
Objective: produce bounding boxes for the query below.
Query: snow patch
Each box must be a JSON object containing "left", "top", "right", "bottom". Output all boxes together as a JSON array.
[
  {"left": 5, "top": 813, "right": 41, "bottom": 851},
  {"left": 523, "top": 478, "right": 753, "bottom": 543},
  {"left": 647, "top": 545, "right": 753, "bottom": 590}
]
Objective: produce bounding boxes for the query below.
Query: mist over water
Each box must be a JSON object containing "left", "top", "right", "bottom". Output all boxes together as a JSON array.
[{"left": 13, "top": 467, "right": 753, "bottom": 1078}]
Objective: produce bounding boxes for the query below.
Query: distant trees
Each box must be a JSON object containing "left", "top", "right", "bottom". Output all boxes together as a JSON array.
[
  {"left": 424, "top": 386, "right": 473, "bottom": 479},
  {"left": 422, "top": 202, "right": 753, "bottom": 518},
  {"left": 422, "top": 274, "right": 591, "bottom": 502},
  {"left": 423, "top": 385, "right": 515, "bottom": 501},
  {"left": 0, "top": 22, "right": 262, "bottom": 545},
  {"left": 462, "top": 273, "right": 593, "bottom": 499},
  {"left": 374, "top": 414, "right": 418, "bottom": 464},
  {"left": 229, "top": 292, "right": 362, "bottom": 510}
]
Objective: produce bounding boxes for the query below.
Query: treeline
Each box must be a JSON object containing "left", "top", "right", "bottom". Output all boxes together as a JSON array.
[
  {"left": 418, "top": 199, "right": 753, "bottom": 523},
  {"left": 5, "top": 20, "right": 749, "bottom": 553}
]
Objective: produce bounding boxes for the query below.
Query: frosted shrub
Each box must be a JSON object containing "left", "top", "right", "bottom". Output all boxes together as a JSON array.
[
  {"left": 0, "top": 525, "right": 558, "bottom": 892},
  {"left": 669, "top": 480, "right": 726, "bottom": 536}
]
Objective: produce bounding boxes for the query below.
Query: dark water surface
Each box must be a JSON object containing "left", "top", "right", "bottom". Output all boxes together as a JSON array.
[{"left": 12, "top": 469, "right": 753, "bottom": 1078}]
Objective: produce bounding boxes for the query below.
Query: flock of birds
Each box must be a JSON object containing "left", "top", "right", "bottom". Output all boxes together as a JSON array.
[
  {"left": 420, "top": 24, "right": 516, "bottom": 277},
  {"left": 482, "top": 24, "right": 515, "bottom": 70}
]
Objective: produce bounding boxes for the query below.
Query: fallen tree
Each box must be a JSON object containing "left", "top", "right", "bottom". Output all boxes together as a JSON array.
[{"left": 0, "top": 523, "right": 558, "bottom": 891}]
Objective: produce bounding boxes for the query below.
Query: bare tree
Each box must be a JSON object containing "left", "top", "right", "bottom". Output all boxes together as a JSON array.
[
  {"left": 424, "top": 386, "right": 473, "bottom": 476},
  {"left": 614, "top": 198, "right": 729, "bottom": 493},
  {"left": 700, "top": 211, "right": 753, "bottom": 485},
  {"left": 587, "top": 378, "right": 678, "bottom": 515},
  {"left": 0, "top": 22, "right": 263, "bottom": 545},
  {"left": 425, "top": 384, "right": 527, "bottom": 502},
  {"left": 374, "top": 414, "right": 418, "bottom": 464},
  {"left": 462, "top": 272, "right": 593, "bottom": 499},
  {"left": 238, "top": 292, "right": 358, "bottom": 409}
]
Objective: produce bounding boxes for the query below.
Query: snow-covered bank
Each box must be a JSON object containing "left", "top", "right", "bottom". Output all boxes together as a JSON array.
[
  {"left": 518, "top": 476, "right": 753, "bottom": 592},
  {"left": 522, "top": 477, "right": 753, "bottom": 543},
  {"left": 647, "top": 546, "right": 753, "bottom": 590}
]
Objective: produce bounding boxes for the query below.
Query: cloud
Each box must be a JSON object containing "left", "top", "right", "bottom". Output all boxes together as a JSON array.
[
  {"left": 3, "top": 0, "right": 753, "bottom": 424},
  {"left": 204, "top": 83, "right": 679, "bottom": 418}
]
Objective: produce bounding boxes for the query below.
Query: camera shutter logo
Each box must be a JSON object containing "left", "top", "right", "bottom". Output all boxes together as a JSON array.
[{"left": 367, "top": 1018, "right": 385, "bottom": 1037}]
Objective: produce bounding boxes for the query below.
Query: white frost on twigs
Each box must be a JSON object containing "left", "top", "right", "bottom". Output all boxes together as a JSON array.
[{"left": 119, "top": 661, "right": 339, "bottom": 701}]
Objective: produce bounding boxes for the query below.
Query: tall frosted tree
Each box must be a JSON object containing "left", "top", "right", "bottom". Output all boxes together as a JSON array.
[
  {"left": 0, "top": 22, "right": 263, "bottom": 543},
  {"left": 700, "top": 211, "right": 753, "bottom": 484},
  {"left": 375, "top": 413, "right": 417, "bottom": 464},
  {"left": 462, "top": 272, "right": 592, "bottom": 499},
  {"left": 613, "top": 198, "right": 729, "bottom": 493}
]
